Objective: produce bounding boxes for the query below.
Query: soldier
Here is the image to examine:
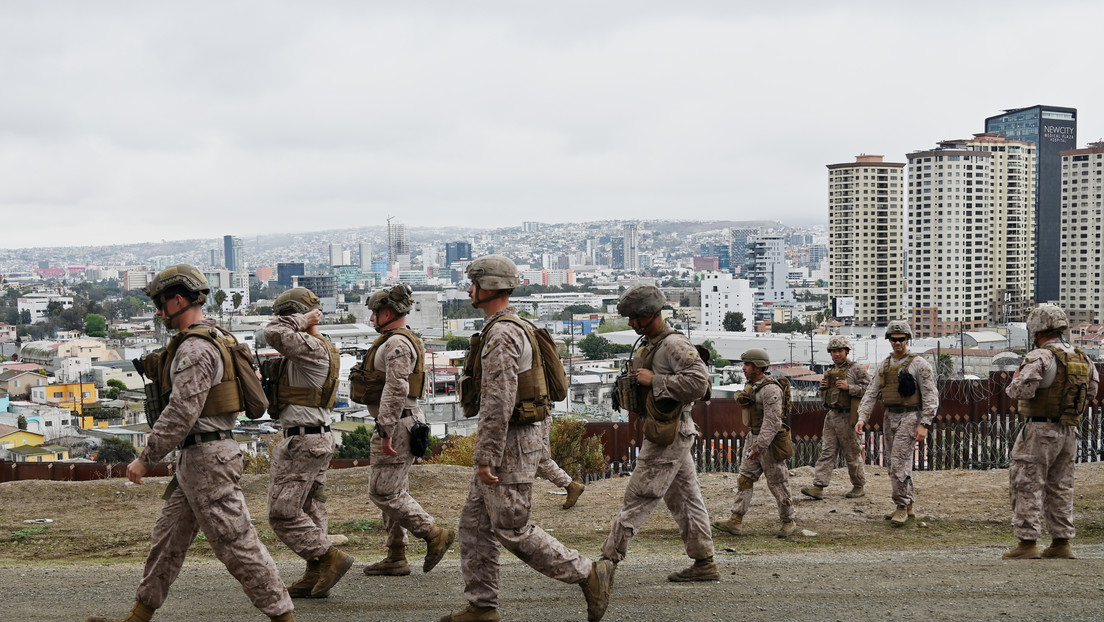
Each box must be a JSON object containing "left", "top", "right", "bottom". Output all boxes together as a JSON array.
[
  {"left": 440, "top": 255, "right": 613, "bottom": 622},
  {"left": 539, "top": 416, "right": 586, "bottom": 509},
  {"left": 602, "top": 284, "right": 718, "bottom": 581},
  {"left": 358, "top": 284, "right": 455, "bottom": 577},
  {"left": 1003, "top": 304, "right": 1099, "bottom": 560},
  {"left": 713, "top": 349, "right": 797, "bottom": 538},
  {"left": 801, "top": 336, "right": 870, "bottom": 500},
  {"left": 854, "top": 320, "right": 938, "bottom": 526},
  {"left": 263, "top": 288, "right": 353, "bottom": 598},
  {"left": 87, "top": 265, "right": 295, "bottom": 622}
]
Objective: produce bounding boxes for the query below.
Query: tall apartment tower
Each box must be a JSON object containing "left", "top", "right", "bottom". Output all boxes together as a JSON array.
[
  {"left": 1059, "top": 142, "right": 1104, "bottom": 324},
  {"left": 906, "top": 143, "right": 995, "bottom": 337},
  {"left": 622, "top": 223, "right": 639, "bottom": 272},
  {"left": 729, "top": 228, "right": 757, "bottom": 276},
  {"left": 746, "top": 234, "right": 791, "bottom": 320},
  {"left": 826, "top": 155, "right": 906, "bottom": 327},
  {"left": 223, "top": 235, "right": 242, "bottom": 271},
  {"left": 329, "top": 243, "right": 343, "bottom": 267},
  {"left": 388, "top": 219, "right": 408, "bottom": 264},
  {"left": 445, "top": 241, "right": 472, "bottom": 266},
  {"left": 985, "top": 105, "right": 1076, "bottom": 303},
  {"left": 359, "top": 243, "right": 373, "bottom": 271}
]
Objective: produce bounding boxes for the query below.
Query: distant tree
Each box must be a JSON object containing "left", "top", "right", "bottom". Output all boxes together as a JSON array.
[
  {"left": 96, "top": 437, "right": 138, "bottom": 463},
  {"left": 556, "top": 304, "right": 598, "bottom": 321},
  {"left": 698, "top": 340, "right": 728, "bottom": 368},
  {"left": 46, "top": 300, "right": 66, "bottom": 317},
  {"left": 446, "top": 336, "right": 471, "bottom": 351},
  {"left": 723, "top": 312, "right": 746, "bottom": 332},
  {"left": 19, "top": 309, "right": 31, "bottom": 324},
  {"left": 231, "top": 292, "right": 244, "bottom": 316},
  {"left": 336, "top": 425, "right": 373, "bottom": 459},
  {"left": 117, "top": 296, "right": 147, "bottom": 320},
  {"left": 85, "top": 313, "right": 107, "bottom": 337},
  {"left": 106, "top": 379, "right": 128, "bottom": 399},
  {"left": 598, "top": 319, "right": 630, "bottom": 334},
  {"left": 0, "top": 307, "right": 17, "bottom": 325},
  {"left": 345, "top": 292, "right": 361, "bottom": 303},
  {"left": 213, "top": 289, "right": 227, "bottom": 326},
  {"left": 16, "top": 415, "right": 27, "bottom": 430}
]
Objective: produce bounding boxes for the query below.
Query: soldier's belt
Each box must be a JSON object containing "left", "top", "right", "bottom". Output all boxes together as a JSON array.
[
  {"left": 285, "top": 425, "right": 332, "bottom": 436},
  {"left": 885, "top": 406, "right": 918, "bottom": 414},
  {"left": 1024, "top": 416, "right": 1057, "bottom": 423},
  {"left": 181, "top": 429, "right": 235, "bottom": 448}
]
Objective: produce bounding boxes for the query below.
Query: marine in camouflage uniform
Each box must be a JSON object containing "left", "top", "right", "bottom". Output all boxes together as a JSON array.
[
  {"left": 440, "top": 255, "right": 612, "bottom": 622},
  {"left": 360, "top": 285, "right": 455, "bottom": 578},
  {"left": 855, "top": 321, "right": 938, "bottom": 526},
  {"left": 87, "top": 264, "right": 294, "bottom": 622},
  {"left": 802, "top": 336, "right": 869, "bottom": 500},
  {"left": 601, "top": 285, "right": 717, "bottom": 581},
  {"left": 1003, "top": 304, "right": 1100, "bottom": 560},
  {"left": 714, "top": 349, "right": 797, "bottom": 538},
  {"left": 264, "top": 288, "right": 353, "bottom": 598}
]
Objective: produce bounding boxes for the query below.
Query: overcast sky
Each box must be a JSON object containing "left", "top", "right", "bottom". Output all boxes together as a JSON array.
[{"left": 3, "top": 1, "right": 1104, "bottom": 250}]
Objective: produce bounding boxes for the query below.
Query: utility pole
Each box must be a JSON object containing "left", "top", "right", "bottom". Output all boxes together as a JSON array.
[{"left": 809, "top": 330, "right": 815, "bottom": 369}]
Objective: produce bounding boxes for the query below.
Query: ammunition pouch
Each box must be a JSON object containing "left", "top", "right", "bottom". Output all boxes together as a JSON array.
[
  {"left": 770, "top": 425, "right": 794, "bottom": 462},
  {"left": 410, "top": 421, "right": 431, "bottom": 457},
  {"left": 614, "top": 372, "right": 647, "bottom": 415},
  {"left": 643, "top": 415, "right": 680, "bottom": 446},
  {"left": 137, "top": 352, "right": 170, "bottom": 427},
  {"left": 646, "top": 393, "right": 683, "bottom": 423},
  {"left": 349, "top": 367, "right": 387, "bottom": 406},
  {"left": 459, "top": 374, "right": 479, "bottom": 418},
  {"left": 513, "top": 400, "right": 550, "bottom": 425}
]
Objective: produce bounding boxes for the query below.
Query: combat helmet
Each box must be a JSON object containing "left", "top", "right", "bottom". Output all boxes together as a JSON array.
[
  {"left": 617, "top": 284, "right": 666, "bottom": 318},
  {"left": 741, "top": 348, "right": 771, "bottom": 369},
  {"left": 273, "top": 287, "right": 321, "bottom": 316},
  {"left": 1026, "top": 303, "right": 1069, "bottom": 339},
  {"left": 827, "top": 335, "right": 852, "bottom": 351},
  {"left": 466, "top": 255, "right": 520, "bottom": 290},
  {"left": 368, "top": 284, "right": 414, "bottom": 315},
  {"left": 146, "top": 264, "right": 210, "bottom": 306},
  {"left": 884, "top": 320, "right": 912, "bottom": 339}
]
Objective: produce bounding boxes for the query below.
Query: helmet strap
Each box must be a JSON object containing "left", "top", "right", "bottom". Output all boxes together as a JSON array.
[
  {"left": 162, "top": 298, "right": 200, "bottom": 329},
  {"left": 471, "top": 283, "right": 509, "bottom": 309}
]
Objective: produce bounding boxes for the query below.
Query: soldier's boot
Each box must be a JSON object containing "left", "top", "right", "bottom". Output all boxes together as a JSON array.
[
  {"left": 884, "top": 505, "right": 914, "bottom": 521},
  {"left": 563, "top": 481, "right": 586, "bottom": 509},
  {"left": 777, "top": 521, "right": 797, "bottom": 538},
  {"left": 711, "top": 513, "right": 744, "bottom": 536},
  {"left": 800, "top": 485, "right": 824, "bottom": 500},
  {"left": 667, "top": 556, "right": 720, "bottom": 583},
  {"left": 423, "top": 526, "right": 456, "bottom": 573},
  {"left": 580, "top": 559, "right": 614, "bottom": 622},
  {"left": 844, "top": 486, "right": 865, "bottom": 499},
  {"left": 311, "top": 546, "right": 354, "bottom": 596},
  {"left": 269, "top": 612, "right": 296, "bottom": 622},
  {"left": 1003, "top": 539, "right": 1041, "bottom": 559},
  {"left": 363, "top": 545, "right": 411, "bottom": 576},
  {"left": 85, "top": 601, "right": 156, "bottom": 622},
  {"left": 1041, "top": 538, "right": 1075, "bottom": 559},
  {"left": 287, "top": 559, "right": 321, "bottom": 598},
  {"left": 889, "top": 506, "right": 910, "bottom": 526},
  {"left": 437, "top": 605, "right": 502, "bottom": 622}
]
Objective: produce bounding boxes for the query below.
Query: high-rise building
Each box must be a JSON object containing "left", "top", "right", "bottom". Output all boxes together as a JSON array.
[
  {"left": 388, "top": 220, "right": 408, "bottom": 265},
  {"left": 359, "top": 242, "right": 373, "bottom": 272},
  {"left": 827, "top": 155, "right": 906, "bottom": 327},
  {"left": 445, "top": 241, "right": 472, "bottom": 266},
  {"left": 523, "top": 221, "right": 542, "bottom": 232},
  {"left": 223, "top": 235, "right": 243, "bottom": 271},
  {"left": 610, "top": 236, "right": 624, "bottom": 269},
  {"left": 746, "top": 234, "right": 791, "bottom": 320},
  {"left": 276, "top": 262, "right": 305, "bottom": 287},
  {"left": 622, "top": 223, "right": 639, "bottom": 272},
  {"left": 729, "top": 228, "right": 758, "bottom": 275},
  {"left": 985, "top": 105, "right": 1076, "bottom": 303},
  {"left": 1059, "top": 142, "right": 1104, "bottom": 324},
  {"left": 700, "top": 272, "right": 755, "bottom": 331},
  {"left": 329, "top": 243, "right": 343, "bottom": 267}
]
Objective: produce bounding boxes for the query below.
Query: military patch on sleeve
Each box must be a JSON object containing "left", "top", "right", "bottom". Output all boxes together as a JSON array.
[
  {"left": 300, "top": 334, "right": 317, "bottom": 348},
  {"left": 482, "top": 337, "right": 498, "bottom": 357},
  {"left": 174, "top": 355, "right": 194, "bottom": 373},
  {"left": 686, "top": 350, "right": 698, "bottom": 360}
]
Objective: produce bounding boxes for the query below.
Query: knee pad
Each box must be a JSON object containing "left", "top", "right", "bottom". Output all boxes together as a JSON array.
[{"left": 737, "top": 475, "right": 754, "bottom": 491}]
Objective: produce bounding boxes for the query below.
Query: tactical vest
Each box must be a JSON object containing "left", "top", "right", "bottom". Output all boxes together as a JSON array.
[
  {"left": 630, "top": 328, "right": 683, "bottom": 421},
  {"left": 879, "top": 353, "right": 921, "bottom": 409},
  {"left": 1018, "top": 344, "right": 1092, "bottom": 426},
  {"left": 459, "top": 314, "right": 550, "bottom": 423},
  {"left": 822, "top": 361, "right": 853, "bottom": 411},
  {"left": 746, "top": 377, "right": 789, "bottom": 434},
  {"left": 351, "top": 328, "right": 427, "bottom": 406},
  {"left": 160, "top": 325, "right": 246, "bottom": 418},
  {"left": 266, "top": 336, "right": 341, "bottom": 415}
]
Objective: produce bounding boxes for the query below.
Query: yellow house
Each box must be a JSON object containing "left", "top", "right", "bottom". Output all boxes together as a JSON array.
[
  {"left": 8, "top": 444, "right": 69, "bottom": 462},
  {"left": 30, "top": 381, "right": 99, "bottom": 421},
  {"left": 0, "top": 424, "right": 46, "bottom": 452}
]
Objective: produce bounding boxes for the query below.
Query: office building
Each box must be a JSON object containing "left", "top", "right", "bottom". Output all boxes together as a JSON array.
[
  {"left": 445, "top": 241, "right": 472, "bottom": 266},
  {"left": 329, "top": 243, "right": 343, "bottom": 267},
  {"left": 223, "top": 235, "right": 243, "bottom": 272},
  {"left": 388, "top": 220, "right": 408, "bottom": 265},
  {"left": 622, "top": 223, "right": 639, "bottom": 272},
  {"left": 1059, "top": 142, "right": 1104, "bottom": 324},
  {"left": 276, "top": 263, "right": 305, "bottom": 287},
  {"left": 746, "top": 234, "right": 791, "bottom": 320},
  {"left": 359, "top": 243, "right": 373, "bottom": 272},
  {"left": 729, "top": 228, "right": 758, "bottom": 275}
]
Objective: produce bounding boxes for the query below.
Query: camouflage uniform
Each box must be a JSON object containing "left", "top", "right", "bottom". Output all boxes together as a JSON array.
[
  {"left": 264, "top": 314, "right": 337, "bottom": 561},
  {"left": 813, "top": 361, "right": 869, "bottom": 490},
  {"left": 1005, "top": 337, "right": 1099, "bottom": 542},
  {"left": 857, "top": 353, "right": 938, "bottom": 508},
  {"left": 729, "top": 379, "right": 796, "bottom": 523},
  {"left": 537, "top": 415, "right": 572, "bottom": 488},
  {"left": 367, "top": 332, "right": 437, "bottom": 548},
  {"left": 134, "top": 319, "right": 292, "bottom": 618},
  {"left": 601, "top": 330, "right": 714, "bottom": 564},
  {"left": 459, "top": 306, "right": 593, "bottom": 608}
]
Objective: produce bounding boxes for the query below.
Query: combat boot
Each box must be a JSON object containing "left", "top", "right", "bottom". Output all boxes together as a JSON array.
[
  {"left": 844, "top": 486, "right": 865, "bottom": 498},
  {"left": 269, "top": 612, "right": 296, "bottom": 622},
  {"left": 580, "top": 559, "right": 614, "bottom": 621},
  {"left": 777, "top": 521, "right": 797, "bottom": 538},
  {"left": 563, "top": 481, "right": 586, "bottom": 509},
  {"left": 800, "top": 485, "right": 824, "bottom": 500},
  {"left": 287, "top": 559, "right": 321, "bottom": 598},
  {"left": 667, "top": 556, "right": 720, "bottom": 582},
  {"left": 364, "top": 545, "right": 411, "bottom": 576},
  {"left": 884, "top": 504, "right": 914, "bottom": 521},
  {"left": 85, "top": 601, "right": 155, "bottom": 622},
  {"left": 1002, "top": 539, "right": 1041, "bottom": 559},
  {"left": 711, "top": 513, "right": 744, "bottom": 536},
  {"left": 1041, "top": 538, "right": 1075, "bottom": 559},
  {"left": 437, "top": 605, "right": 502, "bottom": 622},
  {"left": 312, "top": 546, "right": 354, "bottom": 596},
  {"left": 423, "top": 526, "right": 456, "bottom": 573},
  {"left": 888, "top": 506, "right": 910, "bottom": 526}
]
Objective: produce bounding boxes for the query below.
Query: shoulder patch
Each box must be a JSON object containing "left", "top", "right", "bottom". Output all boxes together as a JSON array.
[
  {"left": 686, "top": 350, "right": 698, "bottom": 360},
  {"left": 174, "top": 355, "right": 194, "bottom": 373},
  {"left": 482, "top": 337, "right": 498, "bottom": 357}
]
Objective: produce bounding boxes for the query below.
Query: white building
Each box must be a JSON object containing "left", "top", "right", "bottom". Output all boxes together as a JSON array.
[
  {"left": 700, "top": 272, "right": 755, "bottom": 332},
  {"left": 747, "top": 234, "right": 791, "bottom": 319},
  {"left": 17, "top": 293, "right": 74, "bottom": 324},
  {"left": 1059, "top": 141, "right": 1104, "bottom": 324}
]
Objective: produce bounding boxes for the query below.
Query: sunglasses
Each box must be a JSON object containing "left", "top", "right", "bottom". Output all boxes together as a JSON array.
[
  {"left": 888, "top": 336, "right": 908, "bottom": 343},
  {"left": 154, "top": 293, "right": 178, "bottom": 311}
]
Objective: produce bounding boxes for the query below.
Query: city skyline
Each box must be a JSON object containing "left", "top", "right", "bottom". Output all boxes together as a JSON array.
[{"left": 3, "top": 2, "right": 1104, "bottom": 249}]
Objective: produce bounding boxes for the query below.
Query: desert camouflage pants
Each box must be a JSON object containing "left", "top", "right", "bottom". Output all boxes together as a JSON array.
[
  {"left": 883, "top": 410, "right": 919, "bottom": 507},
  {"left": 268, "top": 432, "right": 334, "bottom": 561},
  {"left": 730, "top": 432, "right": 796, "bottom": 522},
  {"left": 812, "top": 410, "right": 865, "bottom": 489},
  {"left": 1009, "top": 422, "right": 1077, "bottom": 541},
  {"left": 458, "top": 473, "right": 592, "bottom": 608},
  {"left": 137, "top": 439, "right": 292, "bottom": 617},
  {"left": 537, "top": 416, "right": 572, "bottom": 488},
  {"left": 370, "top": 417, "right": 435, "bottom": 548},
  {"left": 601, "top": 432, "right": 714, "bottom": 562}
]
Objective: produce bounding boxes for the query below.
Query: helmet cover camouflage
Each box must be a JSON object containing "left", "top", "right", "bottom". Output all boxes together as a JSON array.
[
  {"left": 884, "top": 320, "right": 912, "bottom": 339},
  {"left": 1026, "top": 303, "right": 1069, "bottom": 337},
  {"left": 368, "top": 283, "right": 414, "bottom": 315},
  {"left": 466, "top": 255, "right": 520, "bottom": 290},
  {"left": 273, "top": 287, "right": 321, "bottom": 316},
  {"left": 827, "top": 335, "right": 852, "bottom": 351},
  {"left": 741, "top": 348, "right": 771, "bottom": 369},
  {"left": 146, "top": 264, "right": 210, "bottom": 306},
  {"left": 617, "top": 284, "right": 666, "bottom": 318}
]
